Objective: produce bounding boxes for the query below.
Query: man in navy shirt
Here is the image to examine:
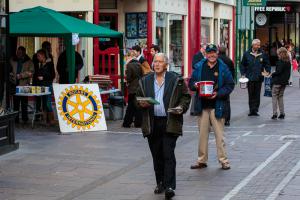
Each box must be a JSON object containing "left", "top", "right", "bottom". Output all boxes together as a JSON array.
[{"left": 189, "top": 44, "right": 234, "bottom": 170}]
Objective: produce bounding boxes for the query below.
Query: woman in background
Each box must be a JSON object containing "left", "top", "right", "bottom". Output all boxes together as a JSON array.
[
  {"left": 271, "top": 47, "right": 291, "bottom": 120},
  {"left": 36, "top": 49, "right": 56, "bottom": 125}
]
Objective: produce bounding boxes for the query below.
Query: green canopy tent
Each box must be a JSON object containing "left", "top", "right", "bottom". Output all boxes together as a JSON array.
[{"left": 9, "top": 6, "right": 124, "bottom": 88}]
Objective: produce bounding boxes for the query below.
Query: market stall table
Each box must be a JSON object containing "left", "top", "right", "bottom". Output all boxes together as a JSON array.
[{"left": 14, "top": 92, "right": 51, "bottom": 128}]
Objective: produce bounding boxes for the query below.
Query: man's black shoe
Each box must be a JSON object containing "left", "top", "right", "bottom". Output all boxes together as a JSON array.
[
  {"left": 154, "top": 183, "right": 164, "bottom": 194},
  {"left": 253, "top": 112, "right": 259, "bottom": 116},
  {"left": 225, "top": 121, "right": 230, "bottom": 126},
  {"left": 248, "top": 112, "right": 259, "bottom": 116},
  {"left": 165, "top": 188, "right": 175, "bottom": 199}
]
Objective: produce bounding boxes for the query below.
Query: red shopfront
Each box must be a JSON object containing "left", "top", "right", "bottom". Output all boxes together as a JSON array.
[
  {"left": 93, "top": 0, "right": 154, "bottom": 88},
  {"left": 93, "top": 0, "right": 235, "bottom": 80}
]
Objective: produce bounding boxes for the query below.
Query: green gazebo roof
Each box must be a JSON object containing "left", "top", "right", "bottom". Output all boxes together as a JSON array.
[{"left": 10, "top": 6, "right": 122, "bottom": 38}]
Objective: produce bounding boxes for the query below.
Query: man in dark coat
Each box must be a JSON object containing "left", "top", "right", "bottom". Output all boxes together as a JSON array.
[
  {"left": 10, "top": 46, "right": 34, "bottom": 123},
  {"left": 122, "top": 51, "right": 143, "bottom": 128},
  {"left": 192, "top": 43, "right": 206, "bottom": 69},
  {"left": 240, "top": 39, "right": 270, "bottom": 116},
  {"left": 218, "top": 46, "right": 235, "bottom": 126},
  {"left": 136, "top": 53, "right": 191, "bottom": 199},
  {"left": 190, "top": 43, "right": 206, "bottom": 116},
  {"left": 57, "top": 50, "right": 83, "bottom": 84},
  {"left": 132, "top": 45, "right": 152, "bottom": 75}
]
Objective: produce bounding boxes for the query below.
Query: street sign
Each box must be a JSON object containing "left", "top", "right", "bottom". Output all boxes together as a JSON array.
[{"left": 243, "top": 0, "right": 267, "bottom": 7}]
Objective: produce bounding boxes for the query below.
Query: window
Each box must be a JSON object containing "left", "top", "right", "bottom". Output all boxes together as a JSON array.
[
  {"left": 99, "top": 0, "right": 117, "bottom": 9},
  {"left": 125, "top": 13, "right": 147, "bottom": 39},
  {"left": 156, "top": 12, "right": 167, "bottom": 53},
  {"left": 0, "top": 0, "right": 5, "bottom": 14},
  {"left": 169, "top": 15, "right": 183, "bottom": 75},
  {"left": 0, "top": 0, "right": 7, "bottom": 106},
  {"left": 201, "top": 17, "right": 211, "bottom": 44},
  {"left": 220, "top": 19, "right": 230, "bottom": 55}
]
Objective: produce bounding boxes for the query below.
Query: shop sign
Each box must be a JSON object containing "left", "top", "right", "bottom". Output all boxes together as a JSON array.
[
  {"left": 254, "top": 6, "right": 292, "bottom": 12},
  {"left": 243, "top": 0, "right": 266, "bottom": 7},
  {"left": 53, "top": 84, "right": 107, "bottom": 133}
]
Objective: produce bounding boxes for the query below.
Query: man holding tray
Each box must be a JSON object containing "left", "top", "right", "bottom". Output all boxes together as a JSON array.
[
  {"left": 136, "top": 53, "right": 191, "bottom": 199},
  {"left": 188, "top": 44, "right": 235, "bottom": 170}
]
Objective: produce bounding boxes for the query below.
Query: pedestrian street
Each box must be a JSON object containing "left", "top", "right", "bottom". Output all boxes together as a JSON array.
[{"left": 1, "top": 81, "right": 300, "bottom": 200}]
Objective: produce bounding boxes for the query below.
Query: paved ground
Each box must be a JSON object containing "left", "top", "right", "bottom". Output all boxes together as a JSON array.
[{"left": 1, "top": 73, "right": 300, "bottom": 200}]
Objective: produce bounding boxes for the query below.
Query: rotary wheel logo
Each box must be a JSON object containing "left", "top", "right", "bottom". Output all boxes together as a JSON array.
[{"left": 58, "top": 86, "right": 102, "bottom": 130}]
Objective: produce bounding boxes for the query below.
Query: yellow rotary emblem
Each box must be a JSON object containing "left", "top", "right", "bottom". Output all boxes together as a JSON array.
[{"left": 58, "top": 86, "right": 102, "bottom": 130}]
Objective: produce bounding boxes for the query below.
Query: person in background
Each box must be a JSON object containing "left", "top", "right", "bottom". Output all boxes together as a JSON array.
[
  {"left": 122, "top": 50, "right": 143, "bottom": 128},
  {"left": 192, "top": 43, "right": 206, "bottom": 69},
  {"left": 150, "top": 44, "right": 161, "bottom": 57},
  {"left": 150, "top": 44, "right": 161, "bottom": 69},
  {"left": 285, "top": 44, "right": 293, "bottom": 86},
  {"left": 136, "top": 53, "right": 191, "bottom": 199},
  {"left": 271, "top": 47, "right": 291, "bottom": 120},
  {"left": 240, "top": 39, "right": 270, "bottom": 116},
  {"left": 270, "top": 42, "right": 278, "bottom": 67},
  {"left": 132, "top": 45, "right": 152, "bottom": 76},
  {"left": 32, "top": 41, "right": 53, "bottom": 116},
  {"left": 10, "top": 46, "right": 34, "bottom": 123},
  {"left": 218, "top": 46, "right": 235, "bottom": 126},
  {"left": 189, "top": 44, "right": 234, "bottom": 170},
  {"left": 190, "top": 43, "right": 206, "bottom": 116},
  {"left": 35, "top": 49, "right": 56, "bottom": 125},
  {"left": 57, "top": 50, "right": 83, "bottom": 84}
]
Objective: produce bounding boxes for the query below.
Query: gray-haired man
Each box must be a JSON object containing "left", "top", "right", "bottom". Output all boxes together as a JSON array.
[
  {"left": 240, "top": 39, "right": 270, "bottom": 116},
  {"left": 136, "top": 53, "right": 191, "bottom": 199}
]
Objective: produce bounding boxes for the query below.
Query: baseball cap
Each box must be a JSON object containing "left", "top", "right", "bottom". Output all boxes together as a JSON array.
[{"left": 205, "top": 44, "right": 218, "bottom": 53}]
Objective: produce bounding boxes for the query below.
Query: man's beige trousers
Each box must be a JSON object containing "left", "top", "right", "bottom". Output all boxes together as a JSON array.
[{"left": 197, "top": 109, "right": 228, "bottom": 164}]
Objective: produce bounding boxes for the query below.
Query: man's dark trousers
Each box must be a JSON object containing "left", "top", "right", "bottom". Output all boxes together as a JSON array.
[
  {"left": 247, "top": 81, "right": 262, "bottom": 113},
  {"left": 123, "top": 93, "right": 142, "bottom": 127},
  {"left": 224, "top": 96, "right": 231, "bottom": 122},
  {"left": 13, "top": 96, "right": 28, "bottom": 122},
  {"left": 147, "top": 117, "right": 178, "bottom": 190}
]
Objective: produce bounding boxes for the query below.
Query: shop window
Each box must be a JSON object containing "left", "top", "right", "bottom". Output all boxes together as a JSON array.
[
  {"left": 99, "top": 0, "right": 117, "bottom": 9},
  {"left": 156, "top": 12, "right": 167, "bottom": 53},
  {"left": 220, "top": 19, "right": 230, "bottom": 55},
  {"left": 214, "top": 19, "right": 218, "bottom": 45},
  {"left": 169, "top": 15, "right": 183, "bottom": 75},
  {"left": 125, "top": 13, "right": 147, "bottom": 39},
  {"left": 201, "top": 17, "right": 211, "bottom": 44},
  {"left": 99, "top": 14, "right": 118, "bottom": 50},
  {"left": 0, "top": 0, "right": 7, "bottom": 106}
]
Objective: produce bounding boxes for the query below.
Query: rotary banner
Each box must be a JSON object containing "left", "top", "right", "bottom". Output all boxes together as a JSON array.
[
  {"left": 53, "top": 84, "right": 107, "bottom": 133},
  {"left": 243, "top": 0, "right": 266, "bottom": 7}
]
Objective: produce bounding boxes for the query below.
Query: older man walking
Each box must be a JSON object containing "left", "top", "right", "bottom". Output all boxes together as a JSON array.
[
  {"left": 240, "top": 39, "right": 270, "bottom": 116},
  {"left": 136, "top": 53, "right": 191, "bottom": 199},
  {"left": 189, "top": 44, "right": 235, "bottom": 170}
]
